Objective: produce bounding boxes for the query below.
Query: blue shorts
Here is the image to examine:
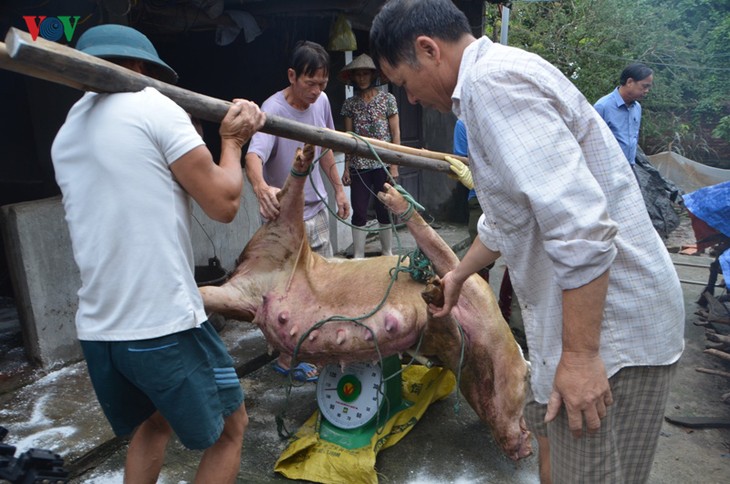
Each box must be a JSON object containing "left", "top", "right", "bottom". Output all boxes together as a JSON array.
[{"left": 80, "top": 321, "right": 244, "bottom": 450}]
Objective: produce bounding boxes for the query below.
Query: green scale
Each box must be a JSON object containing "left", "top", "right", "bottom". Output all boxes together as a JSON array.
[{"left": 315, "top": 355, "right": 412, "bottom": 449}]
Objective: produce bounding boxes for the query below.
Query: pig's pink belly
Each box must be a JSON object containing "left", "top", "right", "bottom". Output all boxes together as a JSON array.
[{"left": 254, "top": 287, "right": 427, "bottom": 365}]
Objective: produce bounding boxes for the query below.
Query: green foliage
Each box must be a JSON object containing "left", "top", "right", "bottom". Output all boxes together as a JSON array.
[
  {"left": 496, "top": 0, "right": 730, "bottom": 162},
  {"left": 713, "top": 116, "right": 730, "bottom": 143}
]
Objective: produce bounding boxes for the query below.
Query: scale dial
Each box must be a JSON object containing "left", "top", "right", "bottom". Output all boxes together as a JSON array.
[{"left": 316, "top": 361, "right": 384, "bottom": 429}]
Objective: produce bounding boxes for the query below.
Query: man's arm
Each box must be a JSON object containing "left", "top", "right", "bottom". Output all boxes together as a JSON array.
[
  {"left": 318, "top": 149, "right": 350, "bottom": 219},
  {"left": 244, "top": 151, "right": 281, "bottom": 220},
  {"left": 545, "top": 270, "right": 613, "bottom": 437},
  {"left": 388, "top": 113, "right": 401, "bottom": 179},
  {"left": 172, "top": 100, "right": 264, "bottom": 223}
]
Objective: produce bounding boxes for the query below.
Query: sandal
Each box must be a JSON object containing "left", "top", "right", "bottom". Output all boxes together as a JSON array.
[{"left": 271, "top": 361, "right": 319, "bottom": 382}]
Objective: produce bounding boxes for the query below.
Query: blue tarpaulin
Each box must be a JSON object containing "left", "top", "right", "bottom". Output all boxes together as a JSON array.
[{"left": 683, "top": 181, "right": 730, "bottom": 278}]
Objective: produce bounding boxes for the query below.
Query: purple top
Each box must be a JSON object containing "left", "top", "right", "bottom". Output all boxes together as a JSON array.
[{"left": 247, "top": 90, "right": 335, "bottom": 220}]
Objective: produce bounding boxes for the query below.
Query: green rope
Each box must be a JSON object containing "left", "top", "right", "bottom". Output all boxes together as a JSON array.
[
  {"left": 290, "top": 164, "right": 313, "bottom": 178},
  {"left": 304, "top": 133, "right": 425, "bottom": 234}
]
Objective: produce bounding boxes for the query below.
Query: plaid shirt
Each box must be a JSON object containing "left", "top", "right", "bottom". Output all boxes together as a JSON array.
[{"left": 453, "top": 37, "right": 685, "bottom": 403}]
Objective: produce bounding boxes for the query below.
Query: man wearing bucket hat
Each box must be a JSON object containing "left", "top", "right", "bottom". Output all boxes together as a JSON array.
[
  {"left": 339, "top": 53, "right": 400, "bottom": 259},
  {"left": 51, "top": 23, "right": 265, "bottom": 483}
]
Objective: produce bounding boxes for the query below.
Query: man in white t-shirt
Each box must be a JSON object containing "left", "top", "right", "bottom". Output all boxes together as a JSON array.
[{"left": 51, "top": 24, "right": 264, "bottom": 483}]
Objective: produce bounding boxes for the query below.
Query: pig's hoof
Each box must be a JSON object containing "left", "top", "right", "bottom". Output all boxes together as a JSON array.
[
  {"left": 292, "top": 144, "right": 316, "bottom": 176},
  {"left": 421, "top": 277, "right": 444, "bottom": 306}
]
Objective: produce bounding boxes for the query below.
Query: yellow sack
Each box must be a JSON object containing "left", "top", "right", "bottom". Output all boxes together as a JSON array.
[{"left": 274, "top": 366, "right": 456, "bottom": 484}]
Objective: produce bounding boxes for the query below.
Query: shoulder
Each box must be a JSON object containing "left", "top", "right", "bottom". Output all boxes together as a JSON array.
[
  {"left": 313, "top": 94, "right": 334, "bottom": 122},
  {"left": 341, "top": 96, "right": 357, "bottom": 115},
  {"left": 594, "top": 93, "right": 609, "bottom": 106},
  {"left": 594, "top": 94, "right": 610, "bottom": 113},
  {"left": 316, "top": 91, "right": 332, "bottom": 109},
  {"left": 133, "top": 87, "right": 187, "bottom": 117},
  {"left": 261, "top": 90, "right": 287, "bottom": 111},
  {"left": 342, "top": 96, "right": 358, "bottom": 108},
  {"left": 140, "top": 87, "right": 176, "bottom": 105},
  {"left": 382, "top": 91, "right": 398, "bottom": 108}
]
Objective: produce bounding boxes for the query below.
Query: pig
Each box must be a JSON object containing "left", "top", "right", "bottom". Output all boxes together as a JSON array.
[{"left": 200, "top": 144, "right": 532, "bottom": 461}]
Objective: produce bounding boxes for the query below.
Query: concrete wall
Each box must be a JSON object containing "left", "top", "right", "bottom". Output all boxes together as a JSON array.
[
  {"left": 1, "top": 197, "right": 81, "bottom": 368},
  {"left": 190, "top": 179, "right": 262, "bottom": 271},
  {"left": 0, "top": 180, "right": 261, "bottom": 368}
]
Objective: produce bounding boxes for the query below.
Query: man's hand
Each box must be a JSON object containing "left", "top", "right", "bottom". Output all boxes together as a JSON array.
[
  {"left": 342, "top": 170, "right": 352, "bottom": 186},
  {"left": 544, "top": 351, "right": 614, "bottom": 438},
  {"left": 253, "top": 183, "right": 281, "bottom": 220},
  {"left": 220, "top": 99, "right": 266, "bottom": 149},
  {"left": 334, "top": 189, "right": 350, "bottom": 219},
  {"left": 445, "top": 155, "right": 473, "bottom": 189}
]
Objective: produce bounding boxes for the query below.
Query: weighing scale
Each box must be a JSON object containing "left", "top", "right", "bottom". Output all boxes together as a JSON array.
[{"left": 315, "top": 355, "right": 411, "bottom": 449}]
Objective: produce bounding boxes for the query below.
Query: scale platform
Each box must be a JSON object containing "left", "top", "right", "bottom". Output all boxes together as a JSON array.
[{"left": 315, "top": 355, "right": 412, "bottom": 449}]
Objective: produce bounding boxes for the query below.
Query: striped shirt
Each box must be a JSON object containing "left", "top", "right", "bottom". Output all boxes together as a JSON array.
[{"left": 453, "top": 37, "right": 685, "bottom": 403}]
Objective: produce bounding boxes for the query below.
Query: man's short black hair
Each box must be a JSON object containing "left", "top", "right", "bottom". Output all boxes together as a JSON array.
[
  {"left": 290, "top": 40, "right": 330, "bottom": 78},
  {"left": 370, "top": 0, "right": 471, "bottom": 69},
  {"left": 620, "top": 63, "right": 653, "bottom": 85}
]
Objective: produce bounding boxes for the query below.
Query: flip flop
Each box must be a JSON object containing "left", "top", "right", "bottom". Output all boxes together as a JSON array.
[{"left": 271, "top": 361, "right": 319, "bottom": 382}]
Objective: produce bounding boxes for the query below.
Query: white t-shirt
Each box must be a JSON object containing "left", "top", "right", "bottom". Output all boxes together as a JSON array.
[{"left": 51, "top": 87, "right": 207, "bottom": 341}]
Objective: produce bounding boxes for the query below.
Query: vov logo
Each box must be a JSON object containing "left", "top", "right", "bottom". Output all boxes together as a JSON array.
[{"left": 22, "top": 16, "right": 81, "bottom": 42}]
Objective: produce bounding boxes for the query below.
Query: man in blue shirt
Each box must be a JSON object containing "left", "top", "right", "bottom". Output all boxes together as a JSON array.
[{"left": 594, "top": 63, "right": 654, "bottom": 166}]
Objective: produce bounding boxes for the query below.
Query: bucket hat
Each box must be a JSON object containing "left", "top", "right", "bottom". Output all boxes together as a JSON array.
[
  {"left": 338, "top": 53, "right": 384, "bottom": 86},
  {"left": 75, "top": 24, "right": 178, "bottom": 84}
]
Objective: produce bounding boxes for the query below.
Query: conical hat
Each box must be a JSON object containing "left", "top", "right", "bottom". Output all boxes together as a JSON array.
[{"left": 338, "top": 53, "right": 384, "bottom": 86}]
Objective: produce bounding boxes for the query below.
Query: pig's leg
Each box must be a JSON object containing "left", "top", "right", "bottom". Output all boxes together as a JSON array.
[
  {"left": 380, "top": 183, "right": 531, "bottom": 459},
  {"left": 200, "top": 145, "right": 317, "bottom": 322},
  {"left": 377, "top": 183, "right": 459, "bottom": 276}
]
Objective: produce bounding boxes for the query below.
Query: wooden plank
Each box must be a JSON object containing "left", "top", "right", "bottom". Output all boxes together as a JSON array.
[
  {"left": 665, "top": 416, "right": 730, "bottom": 429},
  {"left": 704, "top": 348, "right": 730, "bottom": 362},
  {"left": 2, "top": 27, "right": 454, "bottom": 174},
  {"left": 695, "top": 367, "right": 730, "bottom": 378}
]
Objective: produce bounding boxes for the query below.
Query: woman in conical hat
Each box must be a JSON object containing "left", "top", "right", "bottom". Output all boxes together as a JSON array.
[{"left": 339, "top": 54, "right": 401, "bottom": 259}]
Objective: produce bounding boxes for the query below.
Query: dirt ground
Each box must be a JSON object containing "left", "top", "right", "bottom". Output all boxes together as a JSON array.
[{"left": 652, "top": 205, "right": 730, "bottom": 483}]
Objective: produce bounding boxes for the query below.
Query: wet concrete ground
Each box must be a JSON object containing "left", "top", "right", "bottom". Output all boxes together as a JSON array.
[{"left": 1, "top": 222, "right": 729, "bottom": 483}]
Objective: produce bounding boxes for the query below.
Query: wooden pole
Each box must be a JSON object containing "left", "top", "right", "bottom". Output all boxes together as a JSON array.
[
  {"left": 3, "top": 27, "right": 457, "bottom": 173},
  {"left": 0, "top": 41, "right": 87, "bottom": 91}
]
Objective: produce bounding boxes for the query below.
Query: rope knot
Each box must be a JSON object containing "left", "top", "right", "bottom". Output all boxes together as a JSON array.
[{"left": 290, "top": 164, "right": 314, "bottom": 178}]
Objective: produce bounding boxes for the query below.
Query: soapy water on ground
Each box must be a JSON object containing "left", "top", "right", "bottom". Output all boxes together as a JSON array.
[
  {"left": 79, "top": 470, "right": 188, "bottom": 484},
  {"left": 405, "top": 471, "right": 539, "bottom": 484},
  {"left": 1, "top": 362, "right": 99, "bottom": 456}
]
